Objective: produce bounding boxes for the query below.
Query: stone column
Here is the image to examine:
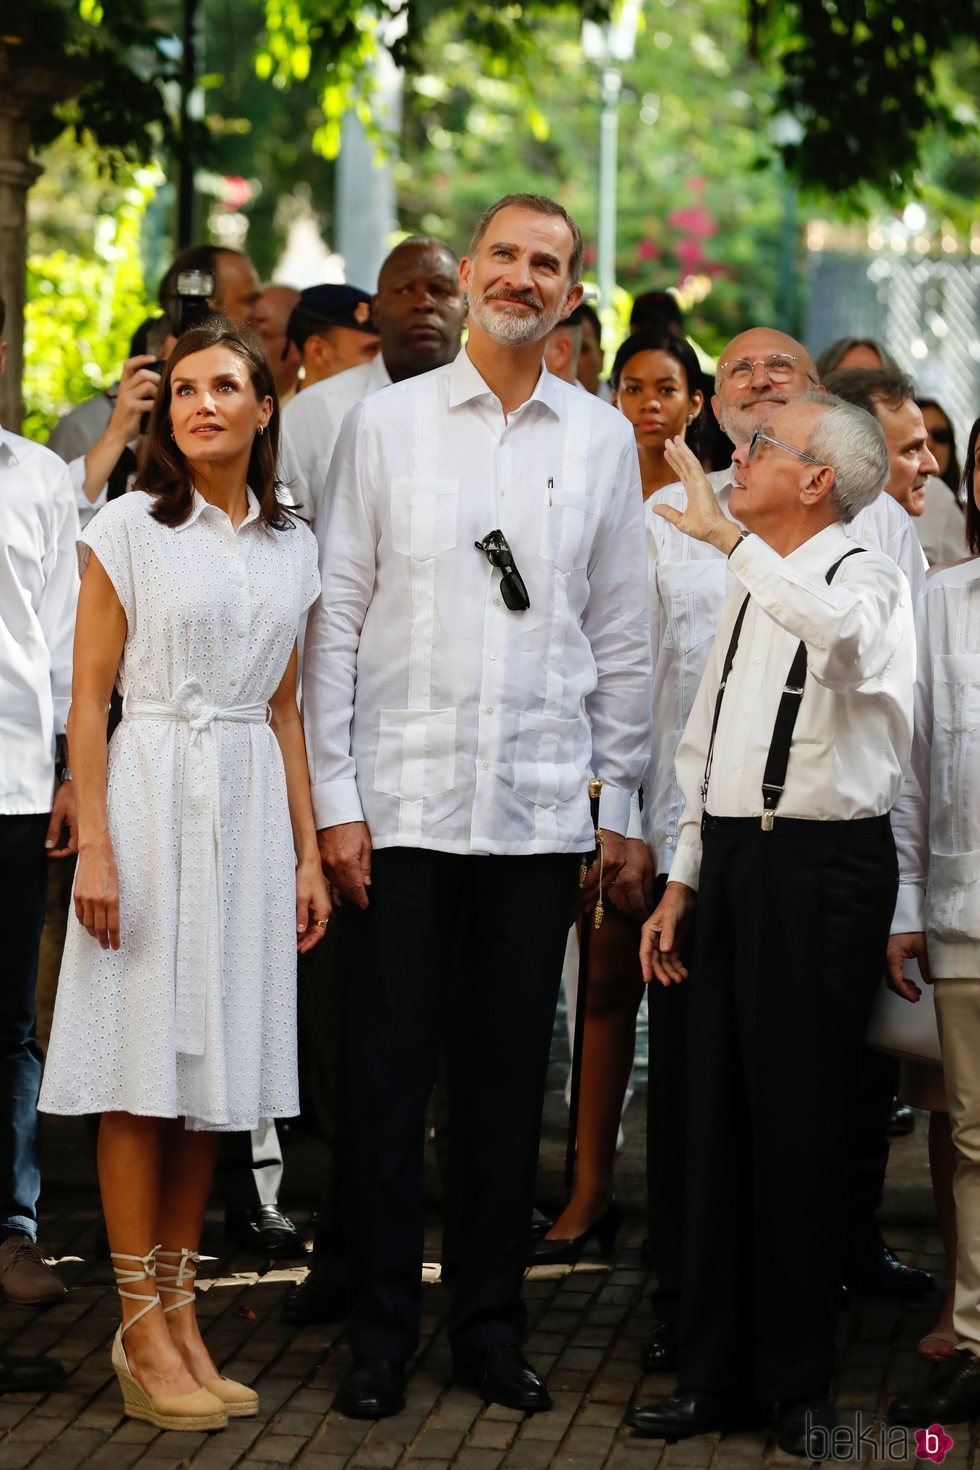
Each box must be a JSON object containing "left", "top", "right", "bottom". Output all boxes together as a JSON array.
[{"left": 0, "top": 45, "right": 82, "bottom": 432}]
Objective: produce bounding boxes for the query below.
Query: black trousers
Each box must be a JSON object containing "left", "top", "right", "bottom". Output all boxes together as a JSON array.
[
  {"left": 676, "top": 814, "right": 898, "bottom": 1403},
  {"left": 340, "top": 846, "right": 579, "bottom": 1361},
  {"left": 0, "top": 816, "right": 48, "bottom": 1237},
  {"left": 645, "top": 871, "right": 688, "bottom": 1311}
]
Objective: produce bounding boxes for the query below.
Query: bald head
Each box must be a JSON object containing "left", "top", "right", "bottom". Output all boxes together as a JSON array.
[
  {"left": 376, "top": 236, "right": 457, "bottom": 291},
  {"left": 713, "top": 327, "right": 821, "bottom": 446},
  {"left": 373, "top": 237, "right": 466, "bottom": 382}
]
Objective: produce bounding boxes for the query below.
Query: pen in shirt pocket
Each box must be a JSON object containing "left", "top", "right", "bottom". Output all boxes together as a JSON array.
[{"left": 548, "top": 476, "right": 554, "bottom": 505}]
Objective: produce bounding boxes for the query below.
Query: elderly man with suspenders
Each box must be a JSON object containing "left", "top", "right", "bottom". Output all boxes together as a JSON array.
[{"left": 630, "top": 394, "right": 914, "bottom": 1456}]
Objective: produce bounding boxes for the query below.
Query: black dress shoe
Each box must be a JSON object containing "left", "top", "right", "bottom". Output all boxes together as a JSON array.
[
  {"left": 224, "top": 1205, "right": 305, "bottom": 1260},
  {"left": 454, "top": 1344, "right": 552, "bottom": 1412},
  {"left": 888, "top": 1100, "right": 917, "bottom": 1136},
  {"left": 889, "top": 1349, "right": 980, "bottom": 1425},
  {"left": 528, "top": 1202, "right": 622, "bottom": 1266},
  {"left": 776, "top": 1399, "right": 836, "bottom": 1457},
  {"left": 628, "top": 1391, "right": 738, "bottom": 1439},
  {"left": 0, "top": 1352, "right": 66, "bottom": 1394},
  {"left": 642, "top": 1319, "right": 678, "bottom": 1375},
  {"left": 334, "top": 1356, "right": 406, "bottom": 1419},
  {"left": 843, "top": 1236, "right": 934, "bottom": 1300},
  {"left": 530, "top": 1208, "right": 554, "bottom": 1242},
  {"left": 281, "top": 1269, "right": 346, "bottom": 1325}
]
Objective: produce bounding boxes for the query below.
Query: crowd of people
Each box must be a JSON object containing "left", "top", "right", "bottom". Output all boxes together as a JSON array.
[{"left": 2, "top": 189, "right": 980, "bottom": 1454}]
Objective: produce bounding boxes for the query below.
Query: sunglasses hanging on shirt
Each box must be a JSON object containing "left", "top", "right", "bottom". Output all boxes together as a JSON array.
[{"left": 475, "top": 530, "right": 530, "bottom": 612}]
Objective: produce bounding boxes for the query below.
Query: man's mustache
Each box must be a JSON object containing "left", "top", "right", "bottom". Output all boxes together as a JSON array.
[
  {"left": 481, "top": 287, "right": 544, "bottom": 311},
  {"left": 741, "top": 390, "right": 788, "bottom": 408}
]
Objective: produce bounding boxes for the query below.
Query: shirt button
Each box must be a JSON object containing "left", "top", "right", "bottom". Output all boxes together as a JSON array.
[
  {"left": 489, "top": 652, "right": 497, "bottom": 661},
  {"left": 754, "top": 657, "right": 762, "bottom": 665},
  {"left": 493, "top": 598, "right": 501, "bottom": 608},
  {"left": 666, "top": 837, "right": 674, "bottom": 846},
  {"left": 238, "top": 628, "right": 247, "bottom": 639},
  {"left": 486, "top": 706, "right": 494, "bottom": 714},
  {"left": 482, "top": 761, "right": 490, "bottom": 771},
  {"left": 229, "top": 678, "right": 238, "bottom": 689}
]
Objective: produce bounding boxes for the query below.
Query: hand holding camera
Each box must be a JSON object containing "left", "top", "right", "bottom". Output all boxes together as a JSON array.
[{"left": 107, "top": 354, "right": 163, "bottom": 446}]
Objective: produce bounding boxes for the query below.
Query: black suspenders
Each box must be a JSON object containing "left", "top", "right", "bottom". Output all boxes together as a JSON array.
[{"left": 701, "top": 547, "right": 865, "bottom": 830}]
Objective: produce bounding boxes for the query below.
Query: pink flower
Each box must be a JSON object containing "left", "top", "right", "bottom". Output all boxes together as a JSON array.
[{"left": 915, "top": 1425, "right": 954, "bottom": 1463}]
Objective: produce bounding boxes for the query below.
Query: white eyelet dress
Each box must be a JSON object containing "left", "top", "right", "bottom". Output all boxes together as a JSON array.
[{"left": 39, "top": 489, "right": 320, "bottom": 1131}]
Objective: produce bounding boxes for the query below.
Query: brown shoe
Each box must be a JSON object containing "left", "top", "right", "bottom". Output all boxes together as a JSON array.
[{"left": 0, "top": 1235, "right": 67, "bottom": 1305}]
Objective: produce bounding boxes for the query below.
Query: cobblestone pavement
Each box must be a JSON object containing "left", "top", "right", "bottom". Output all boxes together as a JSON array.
[{"left": 0, "top": 1091, "right": 952, "bottom": 1469}]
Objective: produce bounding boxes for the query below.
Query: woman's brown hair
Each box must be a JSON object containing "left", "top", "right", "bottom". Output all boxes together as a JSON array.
[{"left": 137, "top": 315, "right": 296, "bottom": 530}]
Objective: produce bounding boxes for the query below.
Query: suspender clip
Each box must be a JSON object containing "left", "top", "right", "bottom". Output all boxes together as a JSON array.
[
  {"left": 761, "top": 811, "right": 775, "bottom": 832},
  {"left": 783, "top": 684, "right": 805, "bottom": 697}
]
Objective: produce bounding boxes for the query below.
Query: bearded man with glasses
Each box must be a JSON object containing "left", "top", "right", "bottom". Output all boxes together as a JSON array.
[
  {"left": 302, "top": 193, "right": 652, "bottom": 1421},
  {"left": 631, "top": 394, "right": 915, "bottom": 1453},
  {"left": 636, "top": 328, "right": 930, "bottom": 1389}
]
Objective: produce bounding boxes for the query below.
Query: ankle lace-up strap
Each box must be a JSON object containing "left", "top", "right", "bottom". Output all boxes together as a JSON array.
[
  {"left": 110, "top": 1247, "right": 162, "bottom": 1336},
  {"left": 155, "top": 1248, "right": 201, "bottom": 1313}
]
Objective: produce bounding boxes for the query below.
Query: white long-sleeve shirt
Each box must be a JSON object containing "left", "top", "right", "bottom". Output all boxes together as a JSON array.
[
  {"left": 891, "top": 560, "right": 980, "bottom": 975},
  {"left": 644, "top": 467, "right": 925, "bottom": 871},
  {"left": 667, "top": 521, "right": 915, "bottom": 891},
  {"left": 303, "top": 348, "right": 653, "bottom": 854},
  {"left": 0, "top": 426, "right": 80, "bottom": 814},
  {"left": 47, "top": 390, "right": 116, "bottom": 530},
  {"left": 281, "top": 355, "right": 391, "bottom": 529}
]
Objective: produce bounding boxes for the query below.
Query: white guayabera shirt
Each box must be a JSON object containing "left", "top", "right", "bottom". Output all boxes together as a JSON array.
[
  {"left": 667, "top": 521, "right": 916, "bottom": 892},
  {"left": 642, "top": 466, "right": 926, "bottom": 872},
  {"left": 0, "top": 426, "right": 79, "bottom": 814},
  {"left": 303, "top": 348, "right": 653, "bottom": 855},
  {"left": 281, "top": 354, "right": 392, "bottom": 530},
  {"left": 892, "top": 561, "right": 980, "bottom": 976}
]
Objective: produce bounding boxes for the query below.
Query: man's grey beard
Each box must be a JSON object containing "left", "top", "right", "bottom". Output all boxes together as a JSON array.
[
  {"left": 718, "top": 392, "right": 789, "bottom": 447},
  {"left": 468, "top": 289, "right": 567, "bottom": 346}
]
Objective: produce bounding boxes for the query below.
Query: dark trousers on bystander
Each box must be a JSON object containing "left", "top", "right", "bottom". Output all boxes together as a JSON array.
[
  {"left": 676, "top": 814, "right": 898, "bottom": 1404},
  {"left": 0, "top": 816, "right": 48, "bottom": 1240}
]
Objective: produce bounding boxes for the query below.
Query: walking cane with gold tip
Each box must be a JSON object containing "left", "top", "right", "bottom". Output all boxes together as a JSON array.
[{"left": 565, "top": 777, "right": 604, "bottom": 1193}]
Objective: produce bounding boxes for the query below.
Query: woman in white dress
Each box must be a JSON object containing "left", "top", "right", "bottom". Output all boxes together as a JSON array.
[{"left": 40, "top": 318, "right": 330, "bottom": 1432}]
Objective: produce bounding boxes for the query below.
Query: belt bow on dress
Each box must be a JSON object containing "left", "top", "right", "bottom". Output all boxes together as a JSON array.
[{"left": 122, "top": 678, "right": 270, "bottom": 1056}]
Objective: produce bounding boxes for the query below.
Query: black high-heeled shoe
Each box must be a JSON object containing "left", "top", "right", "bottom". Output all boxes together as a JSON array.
[{"left": 528, "top": 1201, "right": 622, "bottom": 1266}]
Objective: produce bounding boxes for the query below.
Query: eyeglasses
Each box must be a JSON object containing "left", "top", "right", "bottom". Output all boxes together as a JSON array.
[
  {"left": 747, "top": 429, "right": 824, "bottom": 466},
  {"left": 718, "top": 353, "right": 813, "bottom": 387},
  {"left": 475, "top": 529, "right": 530, "bottom": 612}
]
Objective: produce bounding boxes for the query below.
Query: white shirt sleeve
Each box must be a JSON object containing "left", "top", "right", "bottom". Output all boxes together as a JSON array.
[
  {"left": 67, "top": 454, "right": 108, "bottom": 519},
  {"left": 727, "top": 533, "right": 908, "bottom": 692},
  {"left": 890, "top": 587, "right": 931, "bottom": 932},
  {"left": 581, "top": 439, "right": 653, "bottom": 837},
  {"left": 39, "top": 463, "right": 81, "bottom": 735},
  {"left": 664, "top": 600, "right": 732, "bottom": 893},
  {"left": 303, "top": 404, "right": 379, "bottom": 829}
]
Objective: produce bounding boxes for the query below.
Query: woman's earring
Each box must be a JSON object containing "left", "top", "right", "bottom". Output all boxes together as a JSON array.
[{"left": 258, "top": 424, "right": 265, "bottom": 436}]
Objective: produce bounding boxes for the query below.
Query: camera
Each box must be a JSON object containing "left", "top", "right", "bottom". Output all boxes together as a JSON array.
[{"left": 172, "top": 269, "right": 216, "bottom": 335}]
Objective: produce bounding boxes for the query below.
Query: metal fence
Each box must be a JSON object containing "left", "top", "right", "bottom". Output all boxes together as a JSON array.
[{"left": 805, "top": 250, "right": 980, "bottom": 463}]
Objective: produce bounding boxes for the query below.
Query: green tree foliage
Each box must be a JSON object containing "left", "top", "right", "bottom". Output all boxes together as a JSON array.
[
  {"left": 23, "top": 135, "right": 159, "bottom": 441},
  {"left": 396, "top": 0, "right": 792, "bottom": 353},
  {"left": 753, "top": 0, "right": 979, "bottom": 205},
  {"left": 7, "top": 1, "right": 175, "bottom": 159},
  {"left": 261, "top": 0, "right": 980, "bottom": 206}
]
